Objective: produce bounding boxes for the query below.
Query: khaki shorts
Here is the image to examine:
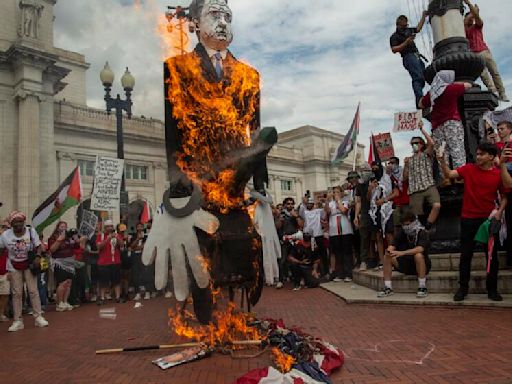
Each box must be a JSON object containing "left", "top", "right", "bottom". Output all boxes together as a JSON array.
[
  {"left": 409, "top": 186, "right": 440, "bottom": 216},
  {"left": 0, "top": 274, "right": 10, "bottom": 295}
]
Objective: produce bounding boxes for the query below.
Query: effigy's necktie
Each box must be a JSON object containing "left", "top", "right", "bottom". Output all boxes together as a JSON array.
[{"left": 214, "top": 51, "right": 223, "bottom": 79}]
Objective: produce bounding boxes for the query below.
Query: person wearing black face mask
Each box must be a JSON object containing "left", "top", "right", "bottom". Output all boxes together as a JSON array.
[
  {"left": 390, "top": 12, "right": 429, "bottom": 107},
  {"left": 403, "top": 120, "right": 441, "bottom": 231}
]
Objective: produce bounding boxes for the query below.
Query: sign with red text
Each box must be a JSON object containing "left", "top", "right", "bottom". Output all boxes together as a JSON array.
[
  {"left": 393, "top": 111, "right": 422, "bottom": 133},
  {"left": 373, "top": 133, "right": 395, "bottom": 162}
]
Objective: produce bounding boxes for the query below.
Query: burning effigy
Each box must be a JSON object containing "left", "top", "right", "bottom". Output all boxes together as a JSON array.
[{"left": 136, "top": 0, "right": 345, "bottom": 381}]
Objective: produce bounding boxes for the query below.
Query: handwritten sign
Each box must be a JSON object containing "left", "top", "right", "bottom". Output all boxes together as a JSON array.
[
  {"left": 78, "top": 210, "right": 98, "bottom": 239},
  {"left": 90, "top": 156, "right": 125, "bottom": 211},
  {"left": 374, "top": 133, "right": 395, "bottom": 162},
  {"left": 393, "top": 111, "right": 422, "bottom": 133}
]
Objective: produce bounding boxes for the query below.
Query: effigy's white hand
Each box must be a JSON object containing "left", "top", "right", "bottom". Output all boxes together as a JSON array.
[{"left": 142, "top": 198, "right": 219, "bottom": 302}]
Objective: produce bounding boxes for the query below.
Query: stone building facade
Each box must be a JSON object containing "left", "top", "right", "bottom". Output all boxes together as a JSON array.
[{"left": 0, "top": 0, "right": 365, "bottom": 232}]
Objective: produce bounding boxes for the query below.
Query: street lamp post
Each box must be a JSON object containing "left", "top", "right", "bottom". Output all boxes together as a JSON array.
[{"left": 100, "top": 62, "right": 136, "bottom": 223}]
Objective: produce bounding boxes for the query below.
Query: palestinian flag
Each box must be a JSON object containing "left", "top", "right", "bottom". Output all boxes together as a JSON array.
[
  {"left": 140, "top": 200, "right": 151, "bottom": 224},
  {"left": 32, "top": 167, "right": 82, "bottom": 233},
  {"left": 331, "top": 103, "right": 360, "bottom": 165}
]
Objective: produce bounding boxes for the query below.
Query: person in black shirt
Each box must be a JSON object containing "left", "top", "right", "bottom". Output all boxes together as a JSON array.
[
  {"left": 275, "top": 197, "right": 299, "bottom": 288},
  {"left": 390, "top": 12, "right": 429, "bottom": 106},
  {"left": 378, "top": 208, "right": 431, "bottom": 298},
  {"left": 287, "top": 234, "right": 320, "bottom": 291}
]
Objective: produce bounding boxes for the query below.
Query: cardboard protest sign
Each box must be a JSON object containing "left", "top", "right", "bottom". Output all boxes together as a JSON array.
[
  {"left": 373, "top": 133, "right": 395, "bottom": 162},
  {"left": 393, "top": 111, "right": 422, "bottom": 133},
  {"left": 90, "top": 156, "right": 125, "bottom": 211},
  {"left": 78, "top": 210, "right": 98, "bottom": 239}
]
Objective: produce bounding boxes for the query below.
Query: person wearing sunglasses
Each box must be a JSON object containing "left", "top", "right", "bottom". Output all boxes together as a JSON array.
[{"left": 403, "top": 120, "right": 441, "bottom": 232}]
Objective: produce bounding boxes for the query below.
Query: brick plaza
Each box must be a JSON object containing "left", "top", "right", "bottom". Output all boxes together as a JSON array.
[{"left": 2, "top": 286, "right": 512, "bottom": 384}]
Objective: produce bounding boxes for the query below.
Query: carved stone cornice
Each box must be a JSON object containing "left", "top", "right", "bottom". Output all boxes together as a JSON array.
[
  {"left": 57, "top": 151, "right": 76, "bottom": 161},
  {"left": 13, "top": 89, "right": 46, "bottom": 102}
]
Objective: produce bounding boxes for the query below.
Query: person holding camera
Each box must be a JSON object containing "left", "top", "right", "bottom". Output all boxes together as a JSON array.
[
  {"left": 0, "top": 211, "right": 48, "bottom": 332},
  {"left": 390, "top": 12, "right": 429, "bottom": 107},
  {"left": 49, "top": 221, "right": 82, "bottom": 312},
  {"left": 275, "top": 197, "right": 299, "bottom": 289},
  {"left": 96, "top": 220, "right": 125, "bottom": 304},
  {"left": 129, "top": 222, "right": 153, "bottom": 300}
]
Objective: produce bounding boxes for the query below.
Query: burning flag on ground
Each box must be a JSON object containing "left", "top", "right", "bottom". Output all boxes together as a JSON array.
[{"left": 32, "top": 167, "right": 82, "bottom": 233}]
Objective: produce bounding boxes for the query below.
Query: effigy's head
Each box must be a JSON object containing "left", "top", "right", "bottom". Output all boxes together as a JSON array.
[{"left": 190, "top": 0, "right": 233, "bottom": 51}]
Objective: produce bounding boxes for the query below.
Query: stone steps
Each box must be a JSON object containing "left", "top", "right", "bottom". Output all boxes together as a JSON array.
[
  {"left": 353, "top": 269, "right": 512, "bottom": 294},
  {"left": 429, "top": 252, "right": 508, "bottom": 272}
]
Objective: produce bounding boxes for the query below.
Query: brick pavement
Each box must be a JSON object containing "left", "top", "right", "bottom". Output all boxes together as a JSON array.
[{"left": 2, "top": 286, "right": 512, "bottom": 384}]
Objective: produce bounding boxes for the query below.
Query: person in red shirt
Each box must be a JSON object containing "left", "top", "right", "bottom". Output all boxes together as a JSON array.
[
  {"left": 463, "top": 0, "right": 509, "bottom": 102},
  {"left": 96, "top": 220, "right": 125, "bottom": 305},
  {"left": 420, "top": 70, "right": 472, "bottom": 169},
  {"left": 439, "top": 142, "right": 507, "bottom": 302}
]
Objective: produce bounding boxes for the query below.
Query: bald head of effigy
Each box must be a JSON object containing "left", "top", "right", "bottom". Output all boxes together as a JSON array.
[{"left": 190, "top": 0, "right": 233, "bottom": 51}]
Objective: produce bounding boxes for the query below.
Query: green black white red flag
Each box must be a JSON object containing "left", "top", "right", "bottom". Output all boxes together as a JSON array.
[
  {"left": 331, "top": 103, "right": 360, "bottom": 165},
  {"left": 32, "top": 167, "right": 82, "bottom": 233}
]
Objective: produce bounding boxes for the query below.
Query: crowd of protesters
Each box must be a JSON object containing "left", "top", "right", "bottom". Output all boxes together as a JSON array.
[{"left": 0, "top": 214, "right": 171, "bottom": 332}]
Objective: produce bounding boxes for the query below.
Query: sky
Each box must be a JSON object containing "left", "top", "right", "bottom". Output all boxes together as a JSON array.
[{"left": 53, "top": 0, "right": 512, "bottom": 160}]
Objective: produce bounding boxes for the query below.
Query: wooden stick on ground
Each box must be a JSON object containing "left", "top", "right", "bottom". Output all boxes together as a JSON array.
[{"left": 95, "top": 340, "right": 264, "bottom": 355}]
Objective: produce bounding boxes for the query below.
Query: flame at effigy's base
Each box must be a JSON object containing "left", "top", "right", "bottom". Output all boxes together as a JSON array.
[{"left": 167, "top": 300, "right": 345, "bottom": 381}]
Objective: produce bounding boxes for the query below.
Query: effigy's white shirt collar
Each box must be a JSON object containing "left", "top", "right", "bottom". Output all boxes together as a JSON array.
[{"left": 204, "top": 46, "right": 228, "bottom": 60}]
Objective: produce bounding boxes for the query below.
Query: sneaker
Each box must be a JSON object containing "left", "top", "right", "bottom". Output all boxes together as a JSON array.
[
  {"left": 344, "top": 277, "right": 352, "bottom": 283},
  {"left": 275, "top": 282, "right": 283, "bottom": 289},
  {"left": 105, "top": 294, "right": 112, "bottom": 300},
  {"left": 151, "top": 292, "right": 158, "bottom": 298},
  {"left": 90, "top": 295, "right": 97, "bottom": 302},
  {"left": 488, "top": 292, "right": 504, "bottom": 302},
  {"left": 115, "top": 297, "right": 126, "bottom": 304},
  {"left": 134, "top": 293, "right": 141, "bottom": 301},
  {"left": 453, "top": 289, "right": 467, "bottom": 302},
  {"left": 0, "top": 315, "right": 9, "bottom": 322},
  {"left": 377, "top": 287, "right": 394, "bottom": 298},
  {"left": 96, "top": 299, "right": 105, "bottom": 306},
  {"left": 8, "top": 320, "right": 24, "bottom": 332},
  {"left": 359, "top": 262, "right": 367, "bottom": 271},
  {"left": 35, "top": 316, "right": 49, "bottom": 328},
  {"left": 373, "top": 264, "right": 383, "bottom": 271},
  {"left": 27, "top": 309, "right": 33, "bottom": 315},
  {"left": 417, "top": 287, "right": 428, "bottom": 298},
  {"left": 144, "top": 292, "right": 151, "bottom": 300},
  {"left": 56, "top": 302, "right": 67, "bottom": 312},
  {"left": 293, "top": 285, "right": 301, "bottom": 291},
  {"left": 64, "top": 302, "right": 74, "bottom": 311},
  {"left": 164, "top": 291, "right": 173, "bottom": 299},
  {"left": 333, "top": 277, "right": 343, "bottom": 282}
]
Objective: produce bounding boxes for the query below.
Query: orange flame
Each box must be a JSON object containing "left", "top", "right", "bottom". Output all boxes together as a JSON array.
[
  {"left": 166, "top": 48, "right": 260, "bottom": 213},
  {"left": 169, "top": 302, "right": 263, "bottom": 348},
  {"left": 271, "top": 348, "right": 296, "bottom": 373}
]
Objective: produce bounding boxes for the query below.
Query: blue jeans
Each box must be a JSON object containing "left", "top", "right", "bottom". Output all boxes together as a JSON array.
[
  {"left": 38, "top": 273, "right": 47, "bottom": 307},
  {"left": 403, "top": 53, "right": 426, "bottom": 104}
]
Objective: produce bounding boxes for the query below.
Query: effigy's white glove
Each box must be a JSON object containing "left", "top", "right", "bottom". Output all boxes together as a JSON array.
[{"left": 142, "top": 198, "right": 220, "bottom": 302}]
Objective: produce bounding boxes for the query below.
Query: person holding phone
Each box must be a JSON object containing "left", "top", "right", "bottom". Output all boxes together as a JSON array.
[{"left": 129, "top": 222, "right": 152, "bottom": 300}]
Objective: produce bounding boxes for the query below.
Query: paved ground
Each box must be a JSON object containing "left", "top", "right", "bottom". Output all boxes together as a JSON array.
[{"left": 2, "top": 285, "right": 512, "bottom": 384}]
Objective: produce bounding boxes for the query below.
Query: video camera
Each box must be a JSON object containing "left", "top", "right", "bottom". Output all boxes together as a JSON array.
[{"left": 402, "top": 27, "right": 417, "bottom": 38}]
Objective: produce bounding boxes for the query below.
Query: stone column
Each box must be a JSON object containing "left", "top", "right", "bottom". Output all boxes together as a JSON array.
[{"left": 17, "top": 92, "right": 41, "bottom": 215}]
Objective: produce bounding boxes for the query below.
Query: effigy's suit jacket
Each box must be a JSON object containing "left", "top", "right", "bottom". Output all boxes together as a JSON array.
[{"left": 164, "top": 42, "right": 269, "bottom": 203}]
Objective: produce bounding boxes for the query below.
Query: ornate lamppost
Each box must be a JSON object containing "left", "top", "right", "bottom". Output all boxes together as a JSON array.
[{"left": 99, "top": 62, "right": 135, "bottom": 223}]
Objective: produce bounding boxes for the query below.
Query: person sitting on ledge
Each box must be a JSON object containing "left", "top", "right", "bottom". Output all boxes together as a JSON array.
[
  {"left": 419, "top": 70, "right": 472, "bottom": 172},
  {"left": 438, "top": 142, "right": 507, "bottom": 302},
  {"left": 377, "top": 208, "right": 431, "bottom": 299}
]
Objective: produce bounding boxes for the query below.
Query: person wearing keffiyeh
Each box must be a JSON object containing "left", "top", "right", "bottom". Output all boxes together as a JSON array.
[
  {"left": 419, "top": 70, "right": 472, "bottom": 169},
  {"left": 377, "top": 208, "right": 431, "bottom": 299}
]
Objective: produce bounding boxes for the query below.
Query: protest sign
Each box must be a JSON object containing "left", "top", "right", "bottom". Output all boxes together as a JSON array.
[
  {"left": 78, "top": 210, "right": 98, "bottom": 239},
  {"left": 393, "top": 111, "right": 422, "bottom": 133},
  {"left": 373, "top": 133, "right": 395, "bottom": 162},
  {"left": 90, "top": 156, "right": 124, "bottom": 211}
]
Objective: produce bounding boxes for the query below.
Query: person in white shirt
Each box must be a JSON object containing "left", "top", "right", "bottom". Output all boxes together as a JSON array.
[
  {"left": 0, "top": 211, "right": 49, "bottom": 332},
  {"left": 299, "top": 196, "right": 329, "bottom": 277},
  {"left": 325, "top": 186, "right": 355, "bottom": 282}
]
